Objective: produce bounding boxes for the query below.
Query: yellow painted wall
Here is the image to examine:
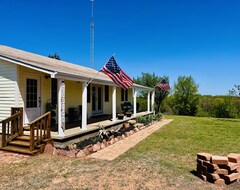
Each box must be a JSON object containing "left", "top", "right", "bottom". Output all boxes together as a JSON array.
[
  {"left": 17, "top": 65, "right": 134, "bottom": 121},
  {"left": 18, "top": 66, "right": 51, "bottom": 114},
  {"left": 65, "top": 80, "right": 82, "bottom": 113}
]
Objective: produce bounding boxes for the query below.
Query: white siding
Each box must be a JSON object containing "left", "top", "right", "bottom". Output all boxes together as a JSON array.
[{"left": 0, "top": 60, "right": 17, "bottom": 129}]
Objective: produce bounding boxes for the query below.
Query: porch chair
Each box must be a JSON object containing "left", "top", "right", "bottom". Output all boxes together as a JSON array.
[{"left": 121, "top": 102, "right": 133, "bottom": 113}]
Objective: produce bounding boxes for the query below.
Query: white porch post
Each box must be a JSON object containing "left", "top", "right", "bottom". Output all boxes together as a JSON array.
[
  {"left": 112, "top": 86, "right": 117, "bottom": 121},
  {"left": 57, "top": 79, "right": 65, "bottom": 137},
  {"left": 151, "top": 90, "right": 155, "bottom": 114},
  {"left": 82, "top": 82, "right": 88, "bottom": 130},
  {"left": 133, "top": 88, "right": 137, "bottom": 116},
  {"left": 147, "top": 91, "right": 150, "bottom": 113}
]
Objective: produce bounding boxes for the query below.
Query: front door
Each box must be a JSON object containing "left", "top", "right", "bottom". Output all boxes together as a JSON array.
[
  {"left": 92, "top": 85, "right": 103, "bottom": 115},
  {"left": 24, "top": 76, "right": 41, "bottom": 124}
]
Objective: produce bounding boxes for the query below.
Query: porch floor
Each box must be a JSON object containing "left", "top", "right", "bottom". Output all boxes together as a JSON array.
[{"left": 51, "top": 111, "right": 153, "bottom": 142}]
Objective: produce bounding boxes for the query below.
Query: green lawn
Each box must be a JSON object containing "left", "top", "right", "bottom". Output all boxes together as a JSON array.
[
  {"left": 123, "top": 116, "right": 240, "bottom": 176},
  {"left": 1, "top": 116, "right": 240, "bottom": 189}
]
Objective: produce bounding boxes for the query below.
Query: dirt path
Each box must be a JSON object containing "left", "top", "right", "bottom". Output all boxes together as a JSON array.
[{"left": 88, "top": 119, "right": 173, "bottom": 160}]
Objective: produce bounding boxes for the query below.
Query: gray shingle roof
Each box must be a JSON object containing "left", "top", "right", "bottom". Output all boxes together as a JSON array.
[{"left": 0, "top": 45, "right": 152, "bottom": 90}]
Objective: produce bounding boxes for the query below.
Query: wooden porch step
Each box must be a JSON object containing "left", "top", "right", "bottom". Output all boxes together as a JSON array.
[
  {"left": 9, "top": 140, "right": 31, "bottom": 147},
  {"left": 16, "top": 135, "right": 37, "bottom": 141},
  {"left": 23, "top": 126, "right": 30, "bottom": 131},
  {"left": 0, "top": 145, "right": 39, "bottom": 155}
]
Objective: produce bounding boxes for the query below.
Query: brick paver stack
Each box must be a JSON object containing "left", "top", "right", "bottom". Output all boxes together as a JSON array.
[{"left": 196, "top": 153, "right": 240, "bottom": 184}]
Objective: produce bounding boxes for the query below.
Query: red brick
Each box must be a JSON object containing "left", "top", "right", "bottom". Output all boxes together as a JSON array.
[
  {"left": 214, "top": 169, "right": 228, "bottom": 175},
  {"left": 211, "top": 156, "right": 229, "bottom": 165},
  {"left": 214, "top": 178, "right": 225, "bottom": 185},
  {"left": 203, "top": 160, "right": 219, "bottom": 171},
  {"left": 197, "top": 153, "right": 212, "bottom": 161},
  {"left": 43, "top": 143, "right": 54, "bottom": 155},
  {"left": 198, "top": 173, "right": 207, "bottom": 181},
  {"left": 224, "top": 173, "right": 239, "bottom": 183},
  {"left": 196, "top": 158, "right": 203, "bottom": 166},
  {"left": 197, "top": 164, "right": 207, "bottom": 174},
  {"left": 228, "top": 153, "right": 240, "bottom": 163},
  {"left": 205, "top": 172, "right": 220, "bottom": 180},
  {"left": 219, "top": 162, "right": 239, "bottom": 171}
]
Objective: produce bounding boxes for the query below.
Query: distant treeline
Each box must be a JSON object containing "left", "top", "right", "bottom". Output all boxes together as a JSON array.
[{"left": 137, "top": 95, "right": 240, "bottom": 119}]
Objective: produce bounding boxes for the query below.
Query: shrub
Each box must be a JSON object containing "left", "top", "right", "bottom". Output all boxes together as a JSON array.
[{"left": 136, "top": 116, "right": 148, "bottom": 125}]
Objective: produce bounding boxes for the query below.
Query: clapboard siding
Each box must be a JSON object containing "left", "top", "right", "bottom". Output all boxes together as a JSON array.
[{"left": 0, "top": 60, "right": 17, "bottom": 126}]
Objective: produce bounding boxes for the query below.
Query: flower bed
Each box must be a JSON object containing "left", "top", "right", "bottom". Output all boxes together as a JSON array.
[{"left": 43, "top": 114, "right": 163, "bottom": 158}]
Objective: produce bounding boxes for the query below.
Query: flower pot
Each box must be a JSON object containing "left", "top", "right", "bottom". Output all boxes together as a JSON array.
[
  {"left": 123, "top": 122, "right": 130, "bottom": 128},
  {"left": 126, "top": 112, "right": 132, "bottom": 117},
  {"left": 117, "top": 114, "right": 124, "bottom": 120}
]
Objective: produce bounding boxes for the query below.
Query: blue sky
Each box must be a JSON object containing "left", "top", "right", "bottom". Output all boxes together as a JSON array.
[{"left": 0, "top": 0, "right": 239, "bottom": 95}]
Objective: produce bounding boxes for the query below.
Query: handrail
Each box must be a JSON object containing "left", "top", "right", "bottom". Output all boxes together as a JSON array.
[
  {"left": 1, "top": 108, "right": 23, "bottom": 147},
  {"left": 28, "top": 111, "right": 51, "bottom": 151}
]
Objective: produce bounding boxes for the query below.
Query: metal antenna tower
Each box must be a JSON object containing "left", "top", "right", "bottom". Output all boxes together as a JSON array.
[{"left": 90, "top": 0, "right": 94, "bottom": 68}]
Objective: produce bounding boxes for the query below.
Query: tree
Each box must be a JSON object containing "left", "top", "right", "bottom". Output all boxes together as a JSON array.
[
  {"left": 48, "top": 53, "right": 61, "bottom": 60},
  {"left": 133, "top": 72, "right": 170, "bottom": 113},
  {"left": 229, "top": 85, "right": 240, "bottom": 96},
  {"left": 173, "top": 76, "right": 199, "bottom": 116}
]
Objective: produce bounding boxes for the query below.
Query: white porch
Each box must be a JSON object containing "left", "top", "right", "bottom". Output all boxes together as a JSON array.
[
  {"left": 52, "top": 111, "right": 153, "bottom": 145},
  {"left": 55, "top": 78, "right": 155, "bottom": 138}
]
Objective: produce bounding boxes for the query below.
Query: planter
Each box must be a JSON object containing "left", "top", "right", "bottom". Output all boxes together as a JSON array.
[
  {"left": 126, "top": 112, "right": 132, "bottom": 117},
  {"left": 123, "top": 122, "right": 130, "bottom": 128},
  {"left": 117, "top": 114, "right": 124, "bottom": 120}
]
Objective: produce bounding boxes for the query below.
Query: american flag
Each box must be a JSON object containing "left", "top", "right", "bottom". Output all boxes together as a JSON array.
[
  {"left": 156, "top": 79, "right": 170, "bottom": 92},
  {"left": 101, "top": 56, "right": 133, "bottom": 90}
]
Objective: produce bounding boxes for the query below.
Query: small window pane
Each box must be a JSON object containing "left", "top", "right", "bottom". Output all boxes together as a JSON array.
[
  {"left": 121, "top": 88, "right": 124, "bottom": 102},
  {"left": 125, "top": 89, "right": 128, "bottom": 101},
  {"left": 105, "top": 85, "right": 109, "bottom": 102}
]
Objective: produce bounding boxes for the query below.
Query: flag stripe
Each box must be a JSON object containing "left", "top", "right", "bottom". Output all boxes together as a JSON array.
[
  {"left": 156, "top": 80, "right": 170, "bottom": 92},
  {"left": 101, "top": 56, "right": 133, "bottom": 90}
]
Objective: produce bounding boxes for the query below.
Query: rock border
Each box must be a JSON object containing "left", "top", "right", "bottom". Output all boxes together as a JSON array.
[{"left": 44, "top": 120, "right": 153, "bottom": 158}]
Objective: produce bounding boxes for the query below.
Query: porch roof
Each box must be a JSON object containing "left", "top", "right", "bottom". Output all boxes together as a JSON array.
[{"left": 0, "top": 45, "right": 153, "bottom": 91}]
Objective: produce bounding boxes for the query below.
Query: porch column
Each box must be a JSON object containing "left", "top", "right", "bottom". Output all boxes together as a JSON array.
[
  {"left": 151, "top": 90, "right": 155, "bottom": 114},
  {"left": 57, "top": 79, "right": 65, "bottom": 137},
  {"left": 112, "top": 86, "right": 117, "bottom": 122},
  {"left": 133, "top": 88, "right": 137, "bottom": 116},
  {"left": 147, "top": 91, "right": 150, "bottom": 113},
  {"left": 81, "top": 82, "right": 88, "bottom": 130}
]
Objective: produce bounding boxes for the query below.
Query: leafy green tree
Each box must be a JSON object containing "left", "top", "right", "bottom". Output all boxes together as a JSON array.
[
  {"left": 48, "top": 53, "right": 61, "bottom": 60},
  {"left": 133, "top": 72, "right": 170, "bottom": 113},
  {"left": 173, "top": 76, "right": 199, "bottom": 116}
]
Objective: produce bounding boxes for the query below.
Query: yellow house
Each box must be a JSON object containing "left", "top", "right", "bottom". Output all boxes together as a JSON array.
[{"left": 0, "top": 45, "right": 155, "bottom": 141}]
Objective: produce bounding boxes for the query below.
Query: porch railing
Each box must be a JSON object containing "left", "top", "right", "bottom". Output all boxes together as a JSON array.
[
  {"left": 1, "top": 108, "right": 23, "bottom": 147},
  {"left": 28, "top": 112, "right": 51, "bottom": 151}
]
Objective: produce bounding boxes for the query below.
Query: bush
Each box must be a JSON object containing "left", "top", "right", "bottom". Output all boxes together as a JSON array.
[
  {"left": 137, "top": 97, "right": 147, "bottom": 112},
  {"left": 213, "top": 97, "right": 237, "bottom": 118},
  {"left": 136, "top": 116, "right": 148, "bottom": 125}
]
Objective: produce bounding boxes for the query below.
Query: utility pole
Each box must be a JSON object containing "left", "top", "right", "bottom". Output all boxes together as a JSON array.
[{"left": 90, "top": 0, "right": 94, "bottom": 68}]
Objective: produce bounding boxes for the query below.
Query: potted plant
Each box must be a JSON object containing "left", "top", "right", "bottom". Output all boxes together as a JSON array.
[
  {"left": 126, "top": 112, "right": 132, "bottom": 117},
  {"left": 117, "top": 113, "right": 124, "bottom": 120}
]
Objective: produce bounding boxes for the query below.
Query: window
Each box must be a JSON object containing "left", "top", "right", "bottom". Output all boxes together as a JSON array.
[
  {"left": 121, "top": 88, "right": 128, "bottom": 102},
  {"left": 105, "top": 85, "right": 109, "bottom": 102},
  {"left": 51, "top": 79, "right": 57, "bottom": 105},
  {"left": 125, "top": 89, "right": 128, "bottom": 101},
  {"left": 26, "top": 79, "right": 38, "bottom": 108},
  {"left": 121, "top": 88, "right": 124, "bottom": 101},
  {"left": 87, "top": 84, "right": 91, "bottom": 103}
]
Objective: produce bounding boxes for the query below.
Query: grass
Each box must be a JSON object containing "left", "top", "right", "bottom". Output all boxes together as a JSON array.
[{"left": 1, "top": 116, "right": 240, "bottom": 189}]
